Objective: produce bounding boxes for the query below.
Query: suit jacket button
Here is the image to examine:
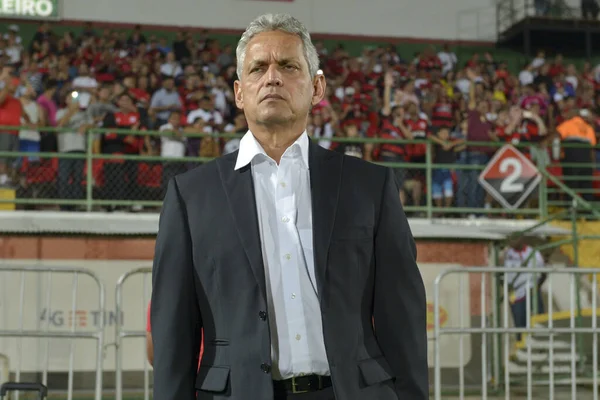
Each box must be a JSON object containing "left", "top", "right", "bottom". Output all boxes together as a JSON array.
[
  {"left": 261, "top": 363, "right": 271, "bottom": 373},
  {"left": 259, "top": 311, "right": 267, "bottom": 321}
]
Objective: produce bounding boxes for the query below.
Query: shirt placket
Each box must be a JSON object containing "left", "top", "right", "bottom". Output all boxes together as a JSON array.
[{"left": 276, "top": 157, "right": 309, "bottom": 374}]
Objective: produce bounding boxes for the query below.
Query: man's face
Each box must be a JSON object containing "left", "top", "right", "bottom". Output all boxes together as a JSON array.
[
  {"left": 169, "top": 113, "right": 180, "bottom": 127},
  {"left": 200, "top": 98, "right": 212, "bottom": 111},
  {"left": 407, "top": 102, "right": 418, "bottom": 117},
  {"left": 163, "top": 78, "right": 174, "bottom": 91},
  {"left": 437, "top": 128, "right": 450, "bottom": 140},
  {"left": 123, "top": 77, "right": 135, "bottom": 88},
  {"left": 345, "top": 124, "right": 358, "bottom": 137},
  {"left": 98, "top": 87, "right": 110, "bottom": 101},
  {"left": 118, "top": 95, "right": 133, "bottom": 110},
  {"left": 234, "top": 30, "right": 325, "bottom": 128},
  {"left": 24, "top": 84, "right": 36, "bottom": 99},
  {"left": 477, "top": 101, "right": 489, "bottom": 115}
]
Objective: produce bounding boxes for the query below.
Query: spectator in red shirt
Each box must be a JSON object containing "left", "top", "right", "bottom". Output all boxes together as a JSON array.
[
  {"left": 403, "top": 101, "right": 429, "bottom": 209},
  {"left": 100, "top": 92, "right": 142, "bottom": 211},
  {"left": 457, "top": 68, "right": 497, "bottom": 212},
  {"left": 0, "top": 73, "right": 24, "bottom": 184}
]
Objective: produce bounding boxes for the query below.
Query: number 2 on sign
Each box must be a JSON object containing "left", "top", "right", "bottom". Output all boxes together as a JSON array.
[{"left": 499, "top": 157, "right": 524, "bottom": 193}]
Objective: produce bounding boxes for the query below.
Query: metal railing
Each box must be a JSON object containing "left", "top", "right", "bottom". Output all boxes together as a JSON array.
[
  {"left": 114, "top": 268, "right": 153, "bottom": 400},
  {"left": 0, "top": 265, "right": 105, "bottom": 400},
  {"left": 433, "top": 266, "right": 600, "bottom": 400},
  {"left": 0, "top": 126, "right": 598, "bottom": 218}
]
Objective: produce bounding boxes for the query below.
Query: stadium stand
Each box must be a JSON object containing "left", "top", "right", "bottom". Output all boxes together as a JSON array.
[{"left": 0, "top": 19, "right": 598, "bottom": 218}]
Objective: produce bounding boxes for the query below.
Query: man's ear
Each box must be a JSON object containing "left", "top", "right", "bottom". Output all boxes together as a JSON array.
[
  {"left": 234, "top": 80, "right": 243, "bottom": 110},
  {"left": 311, "top": 74, "right": 326, "bottom": 106}
]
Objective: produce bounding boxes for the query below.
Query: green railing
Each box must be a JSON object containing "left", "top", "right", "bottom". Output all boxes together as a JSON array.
[{"left": 0, "top": 126, "right": 598, "bottom": 217}]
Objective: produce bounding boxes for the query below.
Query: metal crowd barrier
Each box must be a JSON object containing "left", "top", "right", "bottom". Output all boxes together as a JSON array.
[
  {"left": 0, "top": 265, "right": 105, "bottom": 400},
  {"left": 433, "top": 266, "right": 600, "bottom": 400},
  {"left": 114, "top": 267, "right": 153, "bottom": 400}
]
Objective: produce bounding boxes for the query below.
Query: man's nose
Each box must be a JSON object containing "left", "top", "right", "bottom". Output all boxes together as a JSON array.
[{"left": 265, "top": 66, "right": 283, "bottom": 87}]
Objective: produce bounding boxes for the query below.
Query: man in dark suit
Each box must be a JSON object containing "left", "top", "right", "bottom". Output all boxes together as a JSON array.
[{"left": 151, "top": 13, "right": 428, "bottom": 400}]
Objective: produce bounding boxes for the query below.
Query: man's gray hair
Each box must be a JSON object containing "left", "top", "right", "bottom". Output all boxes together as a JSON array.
[{"left": 236, "top": 13, "right": 320, "bottom": 80}]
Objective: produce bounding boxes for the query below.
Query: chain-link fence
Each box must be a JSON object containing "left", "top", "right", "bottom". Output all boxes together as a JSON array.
[{"left": 0, "top": 126, "right": 598, "bottom": 216}]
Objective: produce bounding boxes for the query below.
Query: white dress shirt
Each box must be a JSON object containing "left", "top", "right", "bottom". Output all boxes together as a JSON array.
[
  {"left": 234, "top": 130, "right": 330, "bottom": 380},
  {"left": 504, "top": 246, "right": 544, "bottom": 301}
]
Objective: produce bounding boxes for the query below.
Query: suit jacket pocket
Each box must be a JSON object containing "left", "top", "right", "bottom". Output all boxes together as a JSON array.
[
  {"left": 358, "top": 355, "right": 394, "bottom": 386},
  {"left": 196, "top": 365, "right": 230, "bottom": 392}
]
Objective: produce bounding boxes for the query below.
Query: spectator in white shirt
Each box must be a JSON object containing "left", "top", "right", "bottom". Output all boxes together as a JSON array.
[
  {"left": 4, "top": 31, "right": 22, "bottom": 65},
  {"left": 437, "top": 44, "right": 457, "bottom": 75},
  {"left": 18, "top": 83, "right": 44, "bottom": 163},
  {"left": 160, "top": 51, "right": 183, "bottom": 78},
  {"left": 530, "top": 50, "right": 545, "bottom": 69},
  {"left": 149, "top": 77, "right": 182, "bottom": 127},
  {"left": 72, "top": 63, "right": 98, "bottom": 110},
  {"left": 187, "top": 95, "right": 224, "bottom": 131},
  {"left": 518, "top": 63, "right": 535, "bottom": 87},
  {"left": 159, "top": 111, "right": 187, "bottom": 197},
  {"left": 504, "top": 237, "right": 546, "bottom": 341},
  {"left": 3, "top": 25, "right": 22, "bottom": 46}
]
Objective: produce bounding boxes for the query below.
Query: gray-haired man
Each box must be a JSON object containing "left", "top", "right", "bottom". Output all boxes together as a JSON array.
[{"left": 151, "top": 13, "right": 428, "bottom": 400}]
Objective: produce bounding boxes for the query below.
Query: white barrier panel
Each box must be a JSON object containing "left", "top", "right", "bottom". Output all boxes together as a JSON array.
[{"left": 421, "top": 264, "right": 472, "bottom": 368}]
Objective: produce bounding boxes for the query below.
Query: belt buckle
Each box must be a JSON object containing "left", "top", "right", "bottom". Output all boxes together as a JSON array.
[
  {"left": 291, "top": 376, "right": 309, "bottom": 394},
  {"left": 291, "top": 375, "right": 323, "bottom": 394}
]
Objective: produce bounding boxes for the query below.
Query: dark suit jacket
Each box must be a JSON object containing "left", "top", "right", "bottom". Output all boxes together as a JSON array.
[{"left": 151, "top": 140, "right": 428, "bottom": 400}]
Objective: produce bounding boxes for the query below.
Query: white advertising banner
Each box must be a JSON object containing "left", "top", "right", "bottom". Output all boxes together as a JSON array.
[{"left": 0, "top": 261, "right": 471, "bottom": 372}]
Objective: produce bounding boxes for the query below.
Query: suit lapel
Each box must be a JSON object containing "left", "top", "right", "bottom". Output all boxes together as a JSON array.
[
  {"left": 309, "top": 142, "right": 343, "bottom": 303},
  {"left": 218, "top": 154, "right": 267, "bottom": 302}
]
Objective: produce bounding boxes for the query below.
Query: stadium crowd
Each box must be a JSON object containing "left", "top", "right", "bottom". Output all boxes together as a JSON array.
[{"left": 0, "top": 22, "right": 598, "bottom": 213}]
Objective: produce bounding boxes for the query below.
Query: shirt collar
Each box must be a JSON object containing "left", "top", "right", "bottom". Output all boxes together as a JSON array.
[{"left": 234, "top": 130, "right": 309, "bottom": 171}]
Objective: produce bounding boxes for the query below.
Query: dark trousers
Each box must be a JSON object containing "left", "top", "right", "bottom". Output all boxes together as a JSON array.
[
  {"left": 562, "top": 143, "right": 594, "bottom": 203},
  {"left": 58, "top": 153, "right": 84, "bottom": 210},
  {"left": 124, "top": 159, "right": 139, "bottom": 201},
  {"left": 274, "top": 387, "right": 335, "bottom": 400},
  {"left": 103, "top": 162, "right": 126, "bottom": 201},
  {"left": 511, "top": 290, "right": 545, "bottom": 341},
  {"left": 457, "top": 151, "right": 489, "bottom": 209}
]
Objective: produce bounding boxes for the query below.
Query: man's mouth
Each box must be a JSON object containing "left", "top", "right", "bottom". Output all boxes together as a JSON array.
[{"left": 262, "top": 94, "right": 284, "bottom": 102}]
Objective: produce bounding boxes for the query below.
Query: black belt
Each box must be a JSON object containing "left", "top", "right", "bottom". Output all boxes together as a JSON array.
[{"left": 273, "top": 374, "right": 332, "bottom": 394}]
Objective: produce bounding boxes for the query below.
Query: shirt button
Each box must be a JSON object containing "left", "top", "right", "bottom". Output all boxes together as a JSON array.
[
  {"left": 291, "top": 293, "right": 296, "bottom": 299},
  {"left": 261, "top": 363, "right": 271, "bottom": 373},
  {"left": 295, "top": 334, "right": 301, "bottom": 341},
  {"left": 281, "top": 216, "right": 290, "bottom": 223},
  {"left": 280, "top": 181, "right": 286, "bottom": 187},
  {"left": 284, "top": 254, "right": 291, "bottom": 260},
  {"left": 259, "top": 311, "right": 267, "bottom": 321}
]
